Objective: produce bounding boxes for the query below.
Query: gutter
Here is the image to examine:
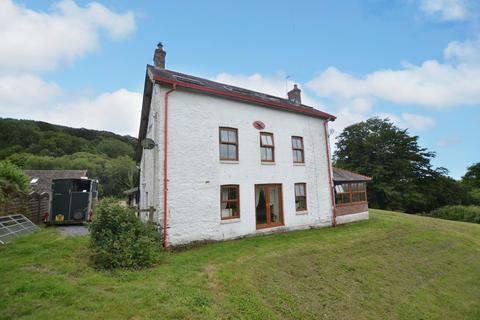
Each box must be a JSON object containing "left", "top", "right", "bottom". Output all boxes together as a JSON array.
[
  {"left": 163, "top": 84, "right": 176, "bottom": 248},
  {"left": 323, "top": 120, "right": 336, "bottom": 227}
]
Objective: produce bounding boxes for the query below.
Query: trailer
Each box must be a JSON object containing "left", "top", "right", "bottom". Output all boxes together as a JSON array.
[{"left": 49, "top": 178, "right": 98, "bottom": 225}]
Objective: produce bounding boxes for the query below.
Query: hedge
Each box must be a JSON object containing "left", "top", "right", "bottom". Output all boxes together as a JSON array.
[{"left": 427, "top": 205, "right": 480, "bottom": 224}]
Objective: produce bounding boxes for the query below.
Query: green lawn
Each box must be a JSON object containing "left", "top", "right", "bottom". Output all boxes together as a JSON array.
[{"left": 1, "top": 209, "right": 479, "bottom": 319}]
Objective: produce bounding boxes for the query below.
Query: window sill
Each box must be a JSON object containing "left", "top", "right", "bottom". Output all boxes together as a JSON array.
[
  {"left": 220, "top": 160, "right": 239, "bottom": 164},
  {"left": 296, "top": 210, "right": 308, "bottom": 215},
  {"left": 293, "top": 162, "right": 305, "bottom": 166},
  {"left": 261, "top": 161, "right": 276, "bottom": 165},
  {"left": 220, "top": 218, "right": 241, "bottom": 224}
]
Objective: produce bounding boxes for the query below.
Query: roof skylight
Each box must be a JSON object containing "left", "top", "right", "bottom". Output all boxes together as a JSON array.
[{"left": 173, "top": 75, "right": 204, "bottom": 86}]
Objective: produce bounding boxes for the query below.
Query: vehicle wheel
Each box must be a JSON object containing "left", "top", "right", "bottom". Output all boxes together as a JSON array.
[{"left": 73, "top": 210, "right": 85, "bottom": 221}]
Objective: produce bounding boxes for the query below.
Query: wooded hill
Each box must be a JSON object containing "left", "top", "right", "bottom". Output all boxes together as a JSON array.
[{"left": 0, "top": 118, "right": 137, "bottom": 197}]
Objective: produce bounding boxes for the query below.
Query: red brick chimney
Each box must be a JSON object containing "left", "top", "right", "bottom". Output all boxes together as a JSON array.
[
  {"left": 153, "top": 42, "right": 166, "bottom": 69},
  {"left": 288, "top": 84, "right": 301, "bottom": 105}
]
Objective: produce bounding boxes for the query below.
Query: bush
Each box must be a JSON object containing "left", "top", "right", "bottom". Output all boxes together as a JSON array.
[
  {"left": 0, "top": 160, "right": 30, "bottom": 204},
  {"left": 427, "top": 205, "right": 480, "bottom": 224},
  {"left": 89, "top": 199, "right": 162, "bottom": 269}
]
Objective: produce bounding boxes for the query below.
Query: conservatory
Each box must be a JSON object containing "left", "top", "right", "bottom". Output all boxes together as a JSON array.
[{"left": 332, "top": 167, "right": 372, "bottom": 223}]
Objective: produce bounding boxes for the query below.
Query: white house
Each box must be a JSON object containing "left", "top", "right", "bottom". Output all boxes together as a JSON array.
[{"left": 136, "top": 44, "right": 369, "bottom": 247}]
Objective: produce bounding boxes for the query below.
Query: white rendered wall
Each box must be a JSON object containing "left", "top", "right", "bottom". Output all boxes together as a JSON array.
[
  {"left": 139, "top": 85, "right": 164, "bottom": 225},
  {"left": 142, "top": 84, "right": 335, "bottom": 246}
]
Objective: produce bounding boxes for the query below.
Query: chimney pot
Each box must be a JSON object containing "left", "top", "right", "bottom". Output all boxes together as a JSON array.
[
  {"left": 288, "top": 84, "right": 301, "bottom": 105},
  {"left": 153, "top": 42, "right": 166, "bottom": 69}
]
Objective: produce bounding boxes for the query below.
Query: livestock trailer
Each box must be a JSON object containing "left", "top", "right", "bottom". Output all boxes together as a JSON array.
[{"left": 48, "top": 178, "right": 98, "bottom": 225}]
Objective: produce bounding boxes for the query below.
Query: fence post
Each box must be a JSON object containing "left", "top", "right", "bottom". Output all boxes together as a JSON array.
[
  {"left": 148, "top": 206, "right": 155, "bottom": 222},
  {"left": 36, "top": 195, "right": 41, "bottom": 224},
  {"left": 132, "top": 207, "right": 156, "bottom": 223}
]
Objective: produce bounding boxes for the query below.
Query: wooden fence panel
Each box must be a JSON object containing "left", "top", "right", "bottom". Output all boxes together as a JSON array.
[{"left": 0, "top": 192, "right": 49, "bottom": 225}]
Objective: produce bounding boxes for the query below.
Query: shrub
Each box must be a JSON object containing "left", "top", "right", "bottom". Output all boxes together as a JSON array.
[
  {"left": 89, "top": 199, "right": 162, "bottom": 269},
  {"left": 427, "top": 205, "right": 480, "bottom": 224},
  {"left": 0, "top": 161, "right": 30, "bottom": 204}
]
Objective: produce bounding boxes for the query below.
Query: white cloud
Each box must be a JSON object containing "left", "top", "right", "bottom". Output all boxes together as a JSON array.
[
  {"left": 51, "top": 89, "right": 142, "bottom": 136},
  {"left": 329, "top": 106, "right": 367, "bottom": 136},
  {"left": 444, "top": 36, "right": 480, "bottom": 64},
  {"left": 401, "top": 113, "right": 436, "bottom": 130},
  {"left": 375, "top": 112, "right": 401, "bottom": 124},
  {"left": 0, "top": 75, "right": 142, "bottom": 136},
  {"left": 436, "top": 136, "right": 461, "bottom": 146},
  {"left": 0, "top": 0, "right": 135, "bottom": 73},
  {"left": 348, "top": 97, "right": 373, "bottom": 113},
  {"left": 419, "top": 0, "right": 469, "bottom": 21},
  {"left": 213, "top": 73, "right": 290, "bottom": 97},
  {"left": 307, "top": 36, "right": 480, "bottom": 109},
  {"left": 0, "top": 74, "right": 62, "bottom": 108},
  {"left": 375, "top": 112, "right": 436, "bottom": 131}
]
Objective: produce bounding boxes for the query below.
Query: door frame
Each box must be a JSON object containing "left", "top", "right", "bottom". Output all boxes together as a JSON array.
[{"left": 254, "top": 184, "right": 284, "bottom": 229}]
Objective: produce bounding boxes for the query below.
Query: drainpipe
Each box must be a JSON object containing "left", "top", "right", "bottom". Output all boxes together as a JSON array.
[
  {"left": 163, "top": 84, "right": 176, "bottom": 247},
  {"left": 323, "top": 120, "right": 336, "bottom": 227}
]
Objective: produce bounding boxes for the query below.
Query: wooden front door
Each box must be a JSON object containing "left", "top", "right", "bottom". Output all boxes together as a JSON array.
[{"left": 255, "top": 184, "right": 284, "bottom": 229}]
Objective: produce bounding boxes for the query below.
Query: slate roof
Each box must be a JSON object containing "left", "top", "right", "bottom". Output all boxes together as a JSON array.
[
  {"left": 332, "top": 167, "right": 372, "bottom": 183},
  {"left": 148, "top": 66, "right": 336, "bottom": 121},
  {"left": 24, "top": 170, "right": 88, "bottom": 194}
]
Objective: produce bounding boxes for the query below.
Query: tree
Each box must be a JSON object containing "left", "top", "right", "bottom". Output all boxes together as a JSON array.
[
  {"left": 96, "top": 138, "right": 134, "bottom": 158},
  {"left": 0, "top": 161, "right": 30, "bottom": 204},
  {"left": 333, "top": 117, "right": 452, "bottom": 212},
  {"left": 412, "top": 168, "right": 469, "bottom": 212},
  {"left": 101, "top": 156, "right": 137, "bottom": 197},
  {"left": 462, "top": 162, "right": 480, "bottom": 188},
  {"left": 462, "top": 162, "right": 480, "bottom": 205}
]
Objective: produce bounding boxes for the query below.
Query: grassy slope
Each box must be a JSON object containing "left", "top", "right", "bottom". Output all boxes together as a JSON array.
[{"left": 1, "top": 209, "right": 479, "bottom": 320}]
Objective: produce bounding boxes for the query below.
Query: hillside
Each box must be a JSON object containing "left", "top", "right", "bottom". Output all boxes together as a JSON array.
[
  {"left": 0, "top": 209, "right": 479, "bottom": 319},
  {"left": 0, "top": 118, "right": 136, "bottom": 159},
  {"left": 0, "top": 118, "right": 138, "bottom": 196}
]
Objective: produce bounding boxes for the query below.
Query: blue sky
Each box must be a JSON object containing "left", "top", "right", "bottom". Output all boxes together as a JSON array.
[{"left": 0, "top": 0, "right": 479, "bottom": 179}]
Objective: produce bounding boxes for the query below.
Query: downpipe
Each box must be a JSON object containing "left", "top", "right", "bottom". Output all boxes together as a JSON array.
[
  {"left": 163, "top": 84, "right": 176, "bottom": 247},
  {"left": 323, "top": 121, "right": 336, "bottom": 227}
]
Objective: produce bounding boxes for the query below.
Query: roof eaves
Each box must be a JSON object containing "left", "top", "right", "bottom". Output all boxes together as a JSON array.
[{"left": 135, "top": 69, "right": 155, "bottom": 163}]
